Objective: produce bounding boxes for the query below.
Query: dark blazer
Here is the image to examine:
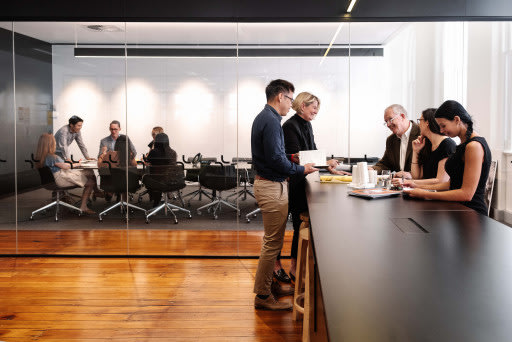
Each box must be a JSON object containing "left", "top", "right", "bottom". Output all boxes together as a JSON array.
[
  {"left": 373, "top": 121, "right": 421, "bottom": 173},
  {"left": 282, "top": 114, "right": 317, "bottom": 212}
]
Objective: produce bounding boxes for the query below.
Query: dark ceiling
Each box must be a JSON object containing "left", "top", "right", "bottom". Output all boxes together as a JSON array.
[{"left": 2, "top": 0, "right": 512, "bottom": 22}]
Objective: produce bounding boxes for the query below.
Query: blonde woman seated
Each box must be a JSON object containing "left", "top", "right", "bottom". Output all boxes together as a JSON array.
[
  {"left": 392, "top": 108, "right": 456, "bottom": 187},
  {"left": 36, "top": 133, "right": 99, "bottom": 214}
]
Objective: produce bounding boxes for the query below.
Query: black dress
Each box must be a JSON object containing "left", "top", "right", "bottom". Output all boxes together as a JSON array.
[
  {"left": 444, "top": 136, "right": 492, "bottom": 216},
  {"left": 421, "top": 138, "right": 456, "bottom": 179}
]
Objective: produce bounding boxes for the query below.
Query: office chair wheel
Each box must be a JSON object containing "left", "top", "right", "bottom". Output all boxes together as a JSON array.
[
  {"left": 246, "top": 218, "right": 251, "bottom": 223},
  {"left": 29, "top": 216, "right": 34, "bottom": 221},
  {"left": 197, "top": 210, "right": 202, "bottom": 215},
  {"left": 213, "top": 215, "right": 218, "bottom": 220},
  {"left": 187, "top": 214, "right": 192, "bottom": 219},
  {"left": 174, "top": 219, "right": 178, "bottom": 224},
  {"left": 98, "top": 218, "right": 103, "bottom": 222},
  {"left": 145, "top": 219, "right": 150, "bottom": 224},
  {"left": 55, "top": 217, "right": 59, "bottom": 222},
  {"left": 253, "top": 214, "right": 257, "bottom": 217}
]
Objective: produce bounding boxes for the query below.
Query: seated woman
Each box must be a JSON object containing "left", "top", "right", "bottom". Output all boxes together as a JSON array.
[
  {"left": 392, "top": 108, "right": 456, "bottom": 187},
  {"left": 35, "top": 133, "right": 98, "bottom": 214},
  {"left": 144, "top": 133, "right": 177, "bottom": 207},
  {"left": 404, "top": 100, "right": 492, "bottom": 216}
]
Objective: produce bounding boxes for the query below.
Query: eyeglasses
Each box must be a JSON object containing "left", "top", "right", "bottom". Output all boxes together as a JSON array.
[
  {"left": 416, "top": 118, "right": 425, "bottom": 124},
  {"left": 283, "top": 94, "right": 294, "bottom": 102},
  {"left": 383, "top": 114, "right": 400, "bottom": 126}
]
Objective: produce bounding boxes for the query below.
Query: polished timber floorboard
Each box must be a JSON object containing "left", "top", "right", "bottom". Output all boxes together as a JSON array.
[
  {"left": 0, "top": 257, "right": 301, "bottom": 341},
  {"left": 0, "top": 230, "right": 293, "bottom": 256}
]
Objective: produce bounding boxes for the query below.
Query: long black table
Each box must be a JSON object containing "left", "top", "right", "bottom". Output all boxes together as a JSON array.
[{"left": 306, "top": 173, "right": 512, "bottom": 342}]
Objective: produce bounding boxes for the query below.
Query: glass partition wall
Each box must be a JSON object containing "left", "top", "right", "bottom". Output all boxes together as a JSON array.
[{"left": 0, "top": 21, "right": 510, "bottom": 255}]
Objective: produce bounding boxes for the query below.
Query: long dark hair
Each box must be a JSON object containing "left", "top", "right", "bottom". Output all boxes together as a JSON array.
[
  {"left": 114, "top": 135, "right": 135, "bottom": 167},
  {"left": 434, "top": 100, "right": 473, "bottom": 141},
  {"left": 418, "top": 108, "right": 439, "bottom": 168},
  {"left": 153, "top": 133, "right": 173, "bottom": 157}
]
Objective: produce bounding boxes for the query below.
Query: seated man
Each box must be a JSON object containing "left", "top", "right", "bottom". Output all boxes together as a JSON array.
[
  {"left": 98, "top": 120, "right": 137, "bottom": 157},
  {"left": 372, "top": 104, "right": 420, "bottom": 174},
  {"left": 54, "top": 115, "right": 93, "bottom": 160}
]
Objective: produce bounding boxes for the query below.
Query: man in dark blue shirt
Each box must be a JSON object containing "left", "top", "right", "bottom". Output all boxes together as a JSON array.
[{"left": 252, "top": 79, "right": 317, "bottom": 310}]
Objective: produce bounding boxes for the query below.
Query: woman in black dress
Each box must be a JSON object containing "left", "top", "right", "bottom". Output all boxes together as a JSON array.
[
  {"left": 404, "top": 100, "right": 492, "bottom": 216},
  {"left": 393, "top": 108, "right": 455, "bottom": 187},
  {"left": 273, "top": 92, "right": 340, "bottom": 282}
]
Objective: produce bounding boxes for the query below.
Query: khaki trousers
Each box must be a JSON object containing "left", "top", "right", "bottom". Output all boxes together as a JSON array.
[{"left": 253, "top": 178, "right": 289, "bottom": 295}]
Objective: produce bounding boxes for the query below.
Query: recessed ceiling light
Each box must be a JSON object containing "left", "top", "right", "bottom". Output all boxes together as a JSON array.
[{"left": 83, "top": 25, "right": 123, "bottom": 32}]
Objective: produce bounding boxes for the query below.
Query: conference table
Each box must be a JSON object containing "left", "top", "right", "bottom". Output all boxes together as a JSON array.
[{"left": 305, "top": 172, "right": 512, "bottom": 341}]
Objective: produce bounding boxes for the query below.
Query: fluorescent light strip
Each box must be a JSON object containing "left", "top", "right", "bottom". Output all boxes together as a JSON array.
[
  {"left": 319, "top": 23, "right": 344, "bottom": 66},
  {"left": 347, "top": 0, "right": 358, "bottom": 13}
]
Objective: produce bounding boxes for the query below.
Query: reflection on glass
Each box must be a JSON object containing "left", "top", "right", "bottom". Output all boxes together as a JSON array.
[{"left": 0, "top": 23, "right": 16, "bottom": 253}]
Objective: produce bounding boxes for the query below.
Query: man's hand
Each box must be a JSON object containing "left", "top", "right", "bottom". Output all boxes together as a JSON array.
[
  {"left": 291, "top": 153, "right": 300, "bottom": 164},
  {"left": 326, "top": 159, "right": 339, "bottom": 168},
  {"left": 394, "top": 171, "right": 412, "bottom": 179},
  {"left": 303, "top": 163, "right": 319, "bottom": 175}
]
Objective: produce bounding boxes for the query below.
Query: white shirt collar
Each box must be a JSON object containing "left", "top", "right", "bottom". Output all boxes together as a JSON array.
[{"left": 398, "top": 120, "right": 412, "bottom": 140}]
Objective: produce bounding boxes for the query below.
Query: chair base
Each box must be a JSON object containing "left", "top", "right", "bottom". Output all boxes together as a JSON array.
[
  {"left": 227, "top": 187, "right": 255, "bottom": 201},
  {"left": 197, "top": 195, "right": 240, "bottom": 220},
  {"left": 182, "top": 186, "right": 213, "bottom": 205},
  {"left": 30, "top": 198, "right": 83, "bottom": 222},
  {"left": 246, "top": 207, "right": 260, "bottom": 223},
  {"left": 98, "top": 200, "right": 146, "bottom": 222},
  {"left": 145, "top": 193, "right": 191, "bottom": 224}
]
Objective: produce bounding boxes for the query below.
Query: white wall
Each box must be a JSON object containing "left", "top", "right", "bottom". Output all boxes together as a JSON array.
[{"left": 52, "top": 45, "right": 388, "bottom": 161}]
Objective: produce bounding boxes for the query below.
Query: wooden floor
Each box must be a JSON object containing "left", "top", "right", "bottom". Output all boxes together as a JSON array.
[
  {"left": 0, "top": 230, "right": 293, "bottom": 256},
  {"left": 0, "top": 257, "right": 302, "bottom": 341}
]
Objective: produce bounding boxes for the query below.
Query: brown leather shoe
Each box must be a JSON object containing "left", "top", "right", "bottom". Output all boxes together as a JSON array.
[
  {"left": 254, "top": 294, "right": 292, "bottom": 310},
  {"left": 271, "top": 280, "right": 294, "bottom": 297}
]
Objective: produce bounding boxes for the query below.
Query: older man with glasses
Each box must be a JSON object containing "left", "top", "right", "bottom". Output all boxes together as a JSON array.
[{"left": 371, "top": 104, "right": 420, "bottom": 175}]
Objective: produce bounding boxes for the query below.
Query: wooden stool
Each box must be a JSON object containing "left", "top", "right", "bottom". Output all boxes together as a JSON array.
[{"left": 293, "top": 212, "right": 311, "bottom": 341}]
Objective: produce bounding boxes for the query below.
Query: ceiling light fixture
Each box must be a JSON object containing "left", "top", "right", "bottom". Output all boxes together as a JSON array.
[
  {"left": 347, "top": 0, "right": 358, "bottom": 13},
  {"left": 83, "top": 25, "right": 123, "bottom": 32},
  {"left": 319, "top": 23, "right": 344, "bottom": 66}
]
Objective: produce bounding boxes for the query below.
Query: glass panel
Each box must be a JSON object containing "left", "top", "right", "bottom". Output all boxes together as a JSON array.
[
  {"left": 15, "top": 22, "right": 128, "bottom": 254},
  {"left": 0, "top": 22, "right": 16, "bottom": 254},
  {"left": 236, "top": 23, "right": 350, "bottom": 258},
  {"left": 125, "top": 23, "right": 240, "bottom": 255}
]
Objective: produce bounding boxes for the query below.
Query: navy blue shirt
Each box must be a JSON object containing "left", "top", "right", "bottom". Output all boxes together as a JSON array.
[{"left": 251, "top": 104, "right": 305, "bottom": 182}]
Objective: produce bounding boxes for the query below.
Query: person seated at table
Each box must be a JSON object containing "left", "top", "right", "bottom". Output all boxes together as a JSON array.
[
  {"left": 98, "top": 120, "right": 137, "bottom": 158},
  {"left": 392, "top": 108, "right": 456, "bottom": 187},
  {"left": 147, "top": 126, "right": 164, "bottom": 152},
  {"left": 98, "top": 135, "right": 137, "bottom": 168},
  {"left": 144, "top": 133, "right": 178, "bottom": 207},
  {"left": 371, "top": 104, "right": 421, "bottom": 174},
  {"left": 403, "top": 100, "right": 492, "bottom": 216},
  {"left": 35, "top": 133, "right": 99, "bottom": 215}
]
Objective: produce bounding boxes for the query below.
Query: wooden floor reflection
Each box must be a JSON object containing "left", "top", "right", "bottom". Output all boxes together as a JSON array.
[
  {"left": 0, "top": 230, "right": 293, "bottom": 256},
  {"left": 0, "top": 257, "right": 301, "bottom": 341}
]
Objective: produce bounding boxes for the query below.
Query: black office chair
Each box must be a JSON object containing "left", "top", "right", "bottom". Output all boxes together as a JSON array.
[
  {"left": 30, "top": 166, "right": 82, "bottom": 221},
  {"left": 227, "top": 161, "right": 255, "bottom": 201},
  {"left": 143, "top": 163, "right": 192, "bottom": 224},
  {"left": 98, "top": 162, "right": 146, "bottom": 222},
  {"left": 181, "top": 154, "right": 213, "bottom": 205},
  {"left": 197, "top": 162, "right": 240, "bottom": 219}
]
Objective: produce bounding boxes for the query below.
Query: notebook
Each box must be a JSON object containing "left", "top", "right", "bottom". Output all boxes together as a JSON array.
[
  {"left": 348, "top": 188, "right": 402, "bottom": 199},
  {"left": 299, "top": 149, "right": 327, "bottom": 167}
]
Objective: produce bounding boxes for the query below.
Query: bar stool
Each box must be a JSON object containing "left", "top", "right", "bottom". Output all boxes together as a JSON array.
[{"left": 293, "top": 212, "right": 312, "bottom": 342}]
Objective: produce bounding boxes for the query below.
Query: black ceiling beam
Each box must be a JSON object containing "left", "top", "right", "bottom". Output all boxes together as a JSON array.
[{"left": 3, "top": 0, "right": 512, "bottom": 22}]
